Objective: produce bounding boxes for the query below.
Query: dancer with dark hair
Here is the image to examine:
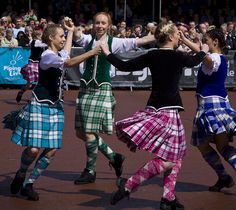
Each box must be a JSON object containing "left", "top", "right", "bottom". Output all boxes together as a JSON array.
[
  {"left": 191, "top": 28, "right": 236, "bottom": 192},
  {"left": 16, "top": 30, "right": 46, "bottom": 103}
]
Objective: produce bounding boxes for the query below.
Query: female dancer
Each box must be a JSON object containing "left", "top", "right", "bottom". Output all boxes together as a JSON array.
[
  {"left": 73, "top": 11, "right": 155, "bottom": 184},
  {"left": 16, "top": 30, "right": 47, "bottom": 103},
  {"left": 100, "top": 22, "right": 209, "bottom": 210},
  {"left": 7, "top": 17, "right": 100, "bottom": 201},
  {"left": 191, "top": 28, "right": 236, "bottom": 192}
]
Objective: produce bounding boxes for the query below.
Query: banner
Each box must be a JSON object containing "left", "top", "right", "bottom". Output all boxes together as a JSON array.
[
  {"left": 0, "top": 47, "right": 31, "bottom": 84},
  {"left": 0, "top": 47, "right": 235, "bottom": 88},
  {"left": 65, "top": 48, "right": 236, "bottom": 88}
]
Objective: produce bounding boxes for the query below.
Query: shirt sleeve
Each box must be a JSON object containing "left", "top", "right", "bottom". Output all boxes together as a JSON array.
[
  {"left": 40, "top": 49, "right": 70, "bottom": 70},
  {"left": 111, "top": 37, "right": 138, "bottom": 53},
  {"left": 74, "top": 33, "right": 92, "bottom": 48},
  {"left": 201, "top": 53, "right": 221, "bottom": 75},
  {"left": 34, "top": 40, "right": 47, "bottom": 48}
]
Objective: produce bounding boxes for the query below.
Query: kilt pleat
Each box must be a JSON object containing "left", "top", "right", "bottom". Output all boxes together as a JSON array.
[
  {"left": 75, "top": 84, "right": 116, "bottom": 134},
  {"left": 191, "top": 96, "right": 236, "bottom": 146},
  {"left": 11, "top": 97, "right": 64, "bottom": 148},
  {"left": 115, "top": 107, "right": 186, "bottom": 162}
]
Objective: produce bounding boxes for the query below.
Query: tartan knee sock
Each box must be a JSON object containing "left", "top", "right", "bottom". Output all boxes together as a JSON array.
[
  {"left": 97, "top": 136, "right": 115, "bottom": 161},
  {"left": 18, "top": 149, "right": 37, "bottom": 178},
  {"left": 85, "top": 139, "right": 98, "bottom": 175},
  {"left": 222, "top": 146, "right": 236, "bottom": 171},
  {"left": 125, "top": 158, "right": 166, "bottom": 192},
  {"left": 203, "top": 150, "right": 229, "bottom": 179},
  {"left": 163, "top": 160, "right": 182, "bottom": 201},
  {"left": 24, "top": 154, "right": 53, "bottom": 185}
]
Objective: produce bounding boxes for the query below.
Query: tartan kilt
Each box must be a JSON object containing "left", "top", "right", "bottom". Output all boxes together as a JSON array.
[
  {"left": 20, "top": 60, "right": 39, "bottom": 83},
  {"left": 75, "top": 83, "right": 116, "bottom": 134},
  {"left": 191, "top": 96, "right": 236, "bottom": 146},
  {"left": 11, "top": 97, "right": 64, "bottom": 149},
  {"left": 115, "top": 107, "right": 186, "bottom": 162}
]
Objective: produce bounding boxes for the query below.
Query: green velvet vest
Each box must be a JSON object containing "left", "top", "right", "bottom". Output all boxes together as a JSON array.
[{"left": 81, "top": 36, "right": 113, "bottom": 86}]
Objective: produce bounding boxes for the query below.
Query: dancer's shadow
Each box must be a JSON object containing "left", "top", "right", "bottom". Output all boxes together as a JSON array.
[
  {"left": 1, "top": 170, "right": 235, "bottom": 200},
  {"left": 0, "top": 172, "right": 16, "bottom": 197},
  {"left": 77, "top": 189, "right": 160, "bottom": 210}
]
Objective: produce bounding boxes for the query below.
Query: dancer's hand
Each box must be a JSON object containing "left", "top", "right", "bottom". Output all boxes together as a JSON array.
[
  {"left": 63, "top": 17, "right": 75, "bottom": 32},
  {"left": 100, "top": 43, "right": 111, "bottom": 56}
]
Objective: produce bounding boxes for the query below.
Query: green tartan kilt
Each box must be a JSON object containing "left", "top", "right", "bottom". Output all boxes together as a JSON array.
[{"left": 75, "top": 83, "right": 116, "bottom": 135}]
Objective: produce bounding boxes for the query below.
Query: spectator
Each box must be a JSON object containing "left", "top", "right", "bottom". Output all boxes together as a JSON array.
[
  {"left": 1, "top": 28, "right": 18, "bottom": 47},
  {"left": 226, "top": 21, "right": 236, "bottom": 50},
  {"left": 23, "top": 9, "right": 37, "bottom": 24},
  {"left": 0, "top": 16, "right": 10, "bottom": 29},
  {"left": 16, "top": 31, "right": 30, "bottom": 47},
  {"left": 12, "top": 17, "right": 25, "bottom": 38},
  {"left": 24, "top": 26, "right": 34, "bottom": 42},
  {"left": 0, "top": 30, "right": 4, "bottom": 46},
  {"left": 131, "top": 24, "right": 143, "bottom": 38},
  {"left": 125, "top": 27, "right": 133, "bottom": 38}
]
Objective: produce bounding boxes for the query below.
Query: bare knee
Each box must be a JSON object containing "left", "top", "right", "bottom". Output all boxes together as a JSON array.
[
  {"left": 44, "top": 148, "right": 57, "bottom": 158},
  {"left": 76, "top": 129, "right": 96, "bottom": 142},
  {"left": 27, "top": 147, "right": 40, "bottom": 157},
  {"left": 163, "top": 161, "right": 175, "bottom": 170}
]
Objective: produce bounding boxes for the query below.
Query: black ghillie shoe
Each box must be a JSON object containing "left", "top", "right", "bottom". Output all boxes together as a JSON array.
[
  {"left": 74, "top": 168, "right": 96, "bottom": 184},
  {"left": 10, "top": 171, "right": 25, "bottom": 194},
  {"left": 209, "top": 175, "right": 235, "bottom": 192},
  {"left": 20, "top": 183, "right": 39, "bottom": 201},
  {"left": 16, "top": 91, "right": 23, "bottom": 103},
  {"left": 109, "top": 153, "right": 125, "bottom": 177},
  {"left": 160, "top": 197, "right": 185, "bottom": 210},
  {"left": 110, "top": 177, "right": 129, "bottom": 205}
]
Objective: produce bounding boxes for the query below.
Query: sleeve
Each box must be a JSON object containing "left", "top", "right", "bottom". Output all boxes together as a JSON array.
[
  {"left": 111, "top": 37, "right": 138, "bottom": 53},
  {"left": 74, "top": 33, "right": 92, "bottom": 48},
  {"left": 181, "top": 51, "right": 206, "bottom": 68},
  {"left": 106, "top": 52, "right": 149, "bottom": 72},
  {"left": 201, "top": 53, "right": 221, "bottom": 75},
  {"left": 40, "top": 50, "right": 70, "bottom": 70},
  {"left": 34, "top": 40, "right": 47, "bottom": 48}
]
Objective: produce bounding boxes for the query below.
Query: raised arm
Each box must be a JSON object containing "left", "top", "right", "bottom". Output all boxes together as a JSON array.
[
  {"left": 179, "top": 30, "right": 201, "bottom": 52},
  {"left": 63, "top": 17, "right": 75, "bottom": 53}
]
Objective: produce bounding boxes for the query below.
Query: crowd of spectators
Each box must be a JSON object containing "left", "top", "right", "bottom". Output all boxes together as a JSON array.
[{"left": 0, "top": 0, "right": 236, "bottom": 51}]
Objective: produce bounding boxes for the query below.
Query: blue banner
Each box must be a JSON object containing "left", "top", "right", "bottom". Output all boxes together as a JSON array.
[{"left": 0, "top": 47, "right": 31, "bottom": 84}]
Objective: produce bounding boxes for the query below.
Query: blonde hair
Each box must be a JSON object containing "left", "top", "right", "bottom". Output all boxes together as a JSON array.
[{"left": 155, "top": 22, "right": 176, "bottom": 47}]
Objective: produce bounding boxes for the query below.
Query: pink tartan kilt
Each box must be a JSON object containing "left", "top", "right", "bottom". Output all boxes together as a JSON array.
[
  {"left": 115, "top": 107, "right": 186, "bottom": 162},
  {"left": 20, "top": 60, "right": 39, "bottom": 83}
]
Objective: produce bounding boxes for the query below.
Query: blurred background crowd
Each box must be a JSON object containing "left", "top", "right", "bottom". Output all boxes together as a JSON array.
[{"left": 0, "top": 0, "right": 236, "bottom": 51}]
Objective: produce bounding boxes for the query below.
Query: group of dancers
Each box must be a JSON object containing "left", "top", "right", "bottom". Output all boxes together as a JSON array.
[{"left": 3, "top": 12, "right": 236, "bottom": 210}]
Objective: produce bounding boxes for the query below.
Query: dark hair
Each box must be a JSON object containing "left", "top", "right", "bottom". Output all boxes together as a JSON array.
[
  {"left": 206, "top": 28, "right": 226, "bottom": 50},
  {"left": 17, "top": 31, "right": 30, "bottom": 47}
]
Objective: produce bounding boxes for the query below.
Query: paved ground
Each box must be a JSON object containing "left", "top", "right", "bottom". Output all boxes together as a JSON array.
[{"left": 0, "top": 89, "right": 236, "bottom": 210}]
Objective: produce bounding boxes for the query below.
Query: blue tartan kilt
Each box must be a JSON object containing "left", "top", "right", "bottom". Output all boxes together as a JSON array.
[
  {"left": 191, "top": 96, "right": 236, "bottom": 146},
  {"left": 11, "top": 97, "right": 64, "bottom": 149}
]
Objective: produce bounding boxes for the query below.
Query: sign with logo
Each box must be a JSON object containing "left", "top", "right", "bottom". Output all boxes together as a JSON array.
[{"left": 0, "top": 48, "right": 30, "bottom": 84}]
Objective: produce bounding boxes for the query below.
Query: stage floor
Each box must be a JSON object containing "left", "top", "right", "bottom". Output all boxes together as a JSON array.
[{"left": 1, "top": 89, "right": 236, "bottom": 210}]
